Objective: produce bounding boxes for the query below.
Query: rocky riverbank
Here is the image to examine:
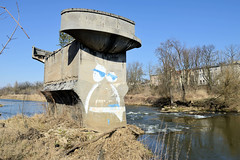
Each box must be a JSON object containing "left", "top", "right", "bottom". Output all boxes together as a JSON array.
[
  {"left": 163, "top": 99, "right": 239, "bottom": 113},
  {"left": 0, "top": 114, "right": 152, "bottom": 159}
]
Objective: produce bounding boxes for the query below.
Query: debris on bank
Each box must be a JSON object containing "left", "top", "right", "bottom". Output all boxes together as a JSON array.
[
  {"left": 160, "top": 98, "right": 240, "bottom": 114},
  {"left": 125, "top": 94, "right": 240, "bottom": 113},
  {"left": 0, "top": 114, "right": 152, "bottom": 160}
]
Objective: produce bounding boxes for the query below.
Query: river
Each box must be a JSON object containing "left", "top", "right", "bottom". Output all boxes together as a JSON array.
[
  {"left": 0, "top": 99, "right": 240, "bottom": 160},
  {"left": 0, "top": 99, "right": 45, "bottom": 119}
]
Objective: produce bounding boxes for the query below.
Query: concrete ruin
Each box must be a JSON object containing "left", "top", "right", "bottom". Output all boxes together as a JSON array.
[{"left": 32, "top": 8, "right": 141, "bottom": 131}]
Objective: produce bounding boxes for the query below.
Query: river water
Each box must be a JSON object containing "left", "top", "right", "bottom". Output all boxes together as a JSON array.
[
  {"left": 0, "top": 99, "right": 45, "bottom": 119},
  {"left": 0, "top": 99, "right": 240, "bottom": 160}
]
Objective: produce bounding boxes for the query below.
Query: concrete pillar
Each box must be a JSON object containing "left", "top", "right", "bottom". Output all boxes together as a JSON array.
[{"left": 32, "top": 8, "right": 141, "bottom": 132}]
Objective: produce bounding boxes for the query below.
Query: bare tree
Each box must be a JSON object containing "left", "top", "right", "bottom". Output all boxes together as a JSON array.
[
  {"left": 0, "top": 81, "right": 43, "bottom": 95},
  {"left": 155, "top": 39, "right": 177, "bottom": 103},
  {"left": 190, "top": 46, "right": 201, "bottom": 69},
  {"left": 0, "top": 2, "right": 29, "bottom": 55},
  {"left": 171, "top": 40, "right": 192, "bottom": 101},
  {"left": 147, "top": 62, "right": 159, "bottom": 81},
  {"left": 147, "top": 62, "right": 153, "bottom": 80},
  {"left": 156, "top": 39, "right": 193, "bottom": 102},
  {"left": 224, "top": 44, "right": 240, "bottom": 64},
  {"left": 189, "top": 46, "right": 202, "bottom": 88},
  {"left": 127, "top": 62, "right": 145, "bottom": 94},
  {"left": 200, "top": 45, "right": 218, "bottom": 92}
]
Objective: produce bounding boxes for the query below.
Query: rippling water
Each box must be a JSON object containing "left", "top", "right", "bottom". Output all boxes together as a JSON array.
[
  {"left": 0, "top": 99, "right": 239, "bottom": 159},
  {"left": 126, "top": 105, "right": 240, "bottom": 160},
  {"left": 0, "top": 99, "right": 46, "bottom": 119}
]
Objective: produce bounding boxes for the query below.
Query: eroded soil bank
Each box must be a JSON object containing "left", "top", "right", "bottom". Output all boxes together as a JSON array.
[
  {"left": 0, "top": 114, "right": 152, "bottom": 160},
  {"left": 125, "top": 94, "right": 240, "bottom": 113}
]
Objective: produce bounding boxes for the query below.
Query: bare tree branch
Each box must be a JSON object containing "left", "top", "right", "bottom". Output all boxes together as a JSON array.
[
  {"left": 0, "top": 11, "right": 6, "bottom": 16},
  {"left": 0, "top": 5, "right": 29, "bottom": 39},
  {"left": 0, "top": 2, "right": 30, "bottom": 55},
  {"left": 0, "top": 4, "right": 19, "bottom": 54}
]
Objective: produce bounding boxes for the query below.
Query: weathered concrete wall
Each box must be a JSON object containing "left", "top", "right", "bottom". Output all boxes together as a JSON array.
[
  {"left": 44, "top": 43, "right": 79, "bottom": 86},
  {"left": 41, "top": 41, "right": 128, "bottom": 131},
  {"left": 33, "top": 8, "right": 141, "bottom": 132},
  {"left": 76, "top": 43, "right": 128, "bottom": 131}
]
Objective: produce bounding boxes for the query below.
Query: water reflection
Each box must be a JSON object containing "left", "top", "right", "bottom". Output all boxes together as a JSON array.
[
  {"left": 189, "top": 115, "right": 240, "bottom": 160},
  {"left": 126, "top": 106, "right": 240, "bottom": 160}
]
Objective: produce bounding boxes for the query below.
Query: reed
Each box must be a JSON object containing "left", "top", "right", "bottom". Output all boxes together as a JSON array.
[{"left": 139, "top": 123, "right": 192, "bottom": 160}]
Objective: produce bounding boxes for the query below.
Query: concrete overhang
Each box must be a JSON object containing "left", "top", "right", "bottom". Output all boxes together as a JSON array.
[
  {"left": 32, "top": 46, "right": 52, "bottom": 63},
  {"left": 60, "top": 8, "right": 141, "bottom": 54}
]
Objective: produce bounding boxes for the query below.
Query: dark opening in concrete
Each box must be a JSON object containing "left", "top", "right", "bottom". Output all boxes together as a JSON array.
[{"left": 42, "top": 90, "right": 80, "bottom": 105}]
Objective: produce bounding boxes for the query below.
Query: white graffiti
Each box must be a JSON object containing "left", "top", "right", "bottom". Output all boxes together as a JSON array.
[
  {"left": 93, "top": 64, "right": 106, "bottom": 82},
  {"left": 89, "top": 106, "right": 125, "bottom": 121},
  {"left": 84, "top": 83, "right": 98, "bottom": 114},
  {"left": 84, "top": 64, "right": 125, "bottom": 121},
  {"left": 110, "top": 84, "right": 120, "bottom": 105}
]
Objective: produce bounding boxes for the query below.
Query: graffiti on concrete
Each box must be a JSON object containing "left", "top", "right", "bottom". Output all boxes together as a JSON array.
[
  {"left": 32, "top": 8, "right": 141, "bottom": 131},
  {"left": 85, "top": 64, "right": 125, "bottom": 121}
]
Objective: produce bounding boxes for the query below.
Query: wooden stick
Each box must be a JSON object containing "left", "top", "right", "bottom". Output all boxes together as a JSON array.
[{"left": 65, "top": 125, "right": 126, "bottom": 155}]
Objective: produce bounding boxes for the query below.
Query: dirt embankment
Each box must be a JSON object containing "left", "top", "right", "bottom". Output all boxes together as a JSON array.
[
  {"left": 124, "top": 94, "right": 159, "bottom": 106},
  {"left": 0, "top": 114, "right": 152, "bottom": 160},
  {"left": 125, "top": 90, "right": 240, "bottom": 113}
]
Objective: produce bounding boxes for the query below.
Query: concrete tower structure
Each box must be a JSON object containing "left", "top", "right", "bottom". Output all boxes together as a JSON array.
[{"left": 32, "top": 8, "right": 141, "bottom": 132}]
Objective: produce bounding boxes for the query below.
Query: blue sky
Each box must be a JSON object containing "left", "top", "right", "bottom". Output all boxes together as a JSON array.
[{"left": 0, "top": 0, "right": 240, "bottom": 87}]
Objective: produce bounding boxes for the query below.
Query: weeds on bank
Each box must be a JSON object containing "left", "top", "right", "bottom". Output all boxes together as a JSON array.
[
  {"left": 139, "top": 123, "right": 192, "bottom": 160},
  {"left": 0, "top": 104, "right": 152, "bottom": 160}
]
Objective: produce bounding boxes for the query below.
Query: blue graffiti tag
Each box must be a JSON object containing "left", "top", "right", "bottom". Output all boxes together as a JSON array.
[
  {"left": 107, "top": 73, "right": 118, "bottom": 81},
  {"left": 108, "top": 104, "right": 120, "bottom": 107},
  {"left": 93, "top": 69, "right": 106, "bottom": 77}
]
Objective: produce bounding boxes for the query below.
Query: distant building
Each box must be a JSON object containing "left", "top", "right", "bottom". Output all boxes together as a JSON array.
[
  {"left": 196, "top": 61, "right": 240, "bottom": 86},
  {"left": 150, "top": 61, "right": 240, "bottom": 86},
  {"left": 150, "top": 75, "right": 160, "bottom": 86}
]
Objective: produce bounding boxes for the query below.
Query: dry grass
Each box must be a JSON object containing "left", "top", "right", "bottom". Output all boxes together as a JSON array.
[
  {"left": 125, "top": 85, "right": 215, "bottom": 107},
  {"left": 0, "top": 113, "right": 152, "bottom": 160},
  {"left": 184, "top": 89, "right": 213, "bottom": 101},
  {"left": 0, "top": 93, "right": 46, "bottom": 102},
  {"left": 125, "top": 94, "right": 158, "bottom": 106}
]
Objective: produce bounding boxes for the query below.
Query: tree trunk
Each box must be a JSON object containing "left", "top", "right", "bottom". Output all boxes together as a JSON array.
[{"left": 181, "top": 83, "right": 186, "bottom": 102}]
